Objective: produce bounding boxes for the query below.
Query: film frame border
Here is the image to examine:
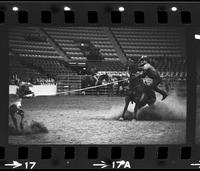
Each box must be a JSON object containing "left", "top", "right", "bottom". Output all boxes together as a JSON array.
[{"left": 0, "top": 1, "right": 199, "bottom": 169}]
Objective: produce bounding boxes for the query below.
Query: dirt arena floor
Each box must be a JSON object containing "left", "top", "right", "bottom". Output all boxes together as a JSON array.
[{"left": 9, "top": 93, "right": 186, "bottom": 145}]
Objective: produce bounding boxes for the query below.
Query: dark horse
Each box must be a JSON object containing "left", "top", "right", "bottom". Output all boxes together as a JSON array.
[
  {"left": 81, "top": 74, "right": 113, "bottom": 95},
  {"left": 119, "top": 72, "right": 156, "bottom": 121}
]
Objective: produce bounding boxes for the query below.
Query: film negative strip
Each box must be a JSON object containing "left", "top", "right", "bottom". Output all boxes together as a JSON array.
[{"left": 0, "top": 1, "right": 200, "bottom": 169}]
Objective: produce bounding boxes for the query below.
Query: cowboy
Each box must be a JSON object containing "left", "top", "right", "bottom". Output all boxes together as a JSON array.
[
  {"left": 137, "top": 55, "right": 168, "bottom": 101},
  {"left": 17, "top": 81, "right": 35, "bottom": 98}
]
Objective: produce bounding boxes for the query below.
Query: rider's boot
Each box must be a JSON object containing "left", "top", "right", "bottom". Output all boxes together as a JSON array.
[
  {"left": 161, "top": 93, "right": 168, "bottom": 101},
  {"left": 154, "top": 87, "right": 168, "bottom": 101}
]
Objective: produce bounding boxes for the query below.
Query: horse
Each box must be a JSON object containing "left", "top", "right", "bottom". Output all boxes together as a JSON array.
[
  {"left": 81, "top": 74, "right": 113, "bottom": 95},
  {"left": 16, "top": 82, "right": 35, "bottom": 98},
  {"left": 119, "top": 72, "right": 156, "bottom": 121},
  {"left": 81, "top": 75, "right": 97, "bottom": 95},
  {"left": 96, "top": 74, "right": 113, "bottom": 95}
]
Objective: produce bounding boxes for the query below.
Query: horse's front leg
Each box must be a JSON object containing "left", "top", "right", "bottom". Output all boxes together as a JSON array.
[{"left": 119, "top": 96, "right": 130, "bottom": 121}]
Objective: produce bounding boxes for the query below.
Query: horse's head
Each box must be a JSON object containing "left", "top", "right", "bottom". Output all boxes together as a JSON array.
[
  {"left": 129, "top": 71, "right": 144, "bottom": 91},
  {"left": 82, "top": 75, "right": 96, "bottom": 87},
  {"left": 98, "top": 74, "right": 110, "bottom": 83},
  {"left": 129, "top": 63, "right": 138, "bottom": 74}
]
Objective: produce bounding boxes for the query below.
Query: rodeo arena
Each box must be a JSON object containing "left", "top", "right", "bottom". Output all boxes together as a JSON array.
[{"left": 9, "top": 27, "right": 187, "bottom": 144}]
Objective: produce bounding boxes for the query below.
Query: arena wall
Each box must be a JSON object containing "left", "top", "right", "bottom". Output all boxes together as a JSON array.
[{"left": 9, "top": 85, "right": 57, "bottom": 96}]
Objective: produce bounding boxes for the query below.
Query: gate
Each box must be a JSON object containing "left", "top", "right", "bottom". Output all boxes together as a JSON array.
[{"left": 56, "top": 75, "right": 81, "bottom": 95}]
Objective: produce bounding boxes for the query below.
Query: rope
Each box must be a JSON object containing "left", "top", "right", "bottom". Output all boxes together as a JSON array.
[{"left": 56, "top": 79, "right": 127, "bottom": 95}]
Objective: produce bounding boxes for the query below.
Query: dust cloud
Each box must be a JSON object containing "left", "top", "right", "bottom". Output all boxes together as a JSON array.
[
  {"left": 104, "top": 90, "right": 186, "bottom": 121},
  {"left": 9, "top": 120, "right": 48, "bottom": 135}
]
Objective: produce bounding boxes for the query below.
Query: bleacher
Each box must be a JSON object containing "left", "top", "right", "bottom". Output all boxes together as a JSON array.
[
  {"left": 110, "top": 27, "right": 186, "bottom": 79},
  {"left": 9, "top": 27, "right": 62, "bottom": 59},
  {"left": 43, "top": 27, "right": 120, "bottom": 62},
  {"left": 9, "top": 27, "right": 186, "bottom": 81},
  {"left": 87, "top": 61, "right": 125, "bottom": 71},
  {"left": 9, "top": 53, "right": 42, "bottom": 80},
  {"left": 21, "top": 57, "right": 76, "bottom": 77},
  {"left": 9, "top": 27, "right": 76, "bottom": 79},
  {"left": 111, "top": 27, "right": 183, "bottom": 58}
]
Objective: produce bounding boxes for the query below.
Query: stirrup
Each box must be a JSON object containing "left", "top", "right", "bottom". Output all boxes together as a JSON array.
[{"left": 161, "top": 94, "right": 168, "bottom": 101}]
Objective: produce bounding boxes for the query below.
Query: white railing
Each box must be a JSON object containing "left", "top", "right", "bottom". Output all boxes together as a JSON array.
[{"left": 9, "top": 84, "right": 57, "bottom": 96}]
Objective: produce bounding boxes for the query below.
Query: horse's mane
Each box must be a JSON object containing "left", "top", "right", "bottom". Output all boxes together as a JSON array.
[
  {"left": 129, "top": 72, "right": 144, "bottom": 91},
  {"left": 129, "top": 63, "right": 138, "bottom": 73}
]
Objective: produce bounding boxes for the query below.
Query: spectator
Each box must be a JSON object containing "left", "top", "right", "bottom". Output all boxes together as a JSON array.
[{"left": 9, "top": 74, "right": 56, "bottom": 86}]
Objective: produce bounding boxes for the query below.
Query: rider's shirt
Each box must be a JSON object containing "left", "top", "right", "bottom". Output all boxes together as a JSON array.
[{"left": 138, "top": 63, "right": 161, "bottom": 80}]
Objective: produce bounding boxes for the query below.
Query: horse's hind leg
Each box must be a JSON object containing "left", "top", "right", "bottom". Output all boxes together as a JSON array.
[
  {"left": 120, "top": 97, "right": 130, "bottom": 120},
  {"left": 133, "top": 103, "right": 138, "bottom": 120},
  {"left": 134, "top": 102, "right": 144, "bottom": 120}
]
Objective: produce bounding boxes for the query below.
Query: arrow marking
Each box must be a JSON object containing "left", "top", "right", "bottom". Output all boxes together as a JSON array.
[
  {"left": 93, "top": 161, "right": 109, "bottom": 168},
  {"left": 5, "top": 161, "right": 22, "bottom": 169},
  {"left": 190, "top": 160, "right": 200, "bottom": 168}
]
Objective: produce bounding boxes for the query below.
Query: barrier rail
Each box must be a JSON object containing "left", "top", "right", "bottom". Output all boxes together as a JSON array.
[
  {"left": 9, "top": 78, "right": 186, "bottom": 97},
  {"left": 9, "top": 85, "right": 57, "bottom": 96}
]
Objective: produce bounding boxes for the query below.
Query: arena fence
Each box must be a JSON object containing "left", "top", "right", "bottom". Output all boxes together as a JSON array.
[
  {"left": 56, "top": 74, "right": 125, "bottom": 96},
  {"left": 56, "top": 74, "right": 186, "bottom": 96},
  {"left": 56, "top": 75, "right": 82, "bottom": 95}
]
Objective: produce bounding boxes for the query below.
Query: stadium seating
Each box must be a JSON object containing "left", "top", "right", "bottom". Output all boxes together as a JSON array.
[
  {"left": 110, "top": 27, "right": 186, "bottom": 79},
  {"left": 87, "top": 61, "right": 126, "bottom": 72},
  {"left": 9, "top": 54, "right": 42, "bottom": 80},
  {"left": 111, "top": 27, "right": 183, "bottom": 58},
  {"left": 9, "top": 27, "right": 62, "bottom": 59},
  {"left": 43, "top": 27, "right": 120, "bottom": 61},
  {"left": 9, "top": 27, "right": 76, "bottom": 80},
  {"left": 20, "top": 57, "right": 76, "bottom": 77},
  {"left": 9, "top": 27, "right": 186, "bottom": 81}
]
